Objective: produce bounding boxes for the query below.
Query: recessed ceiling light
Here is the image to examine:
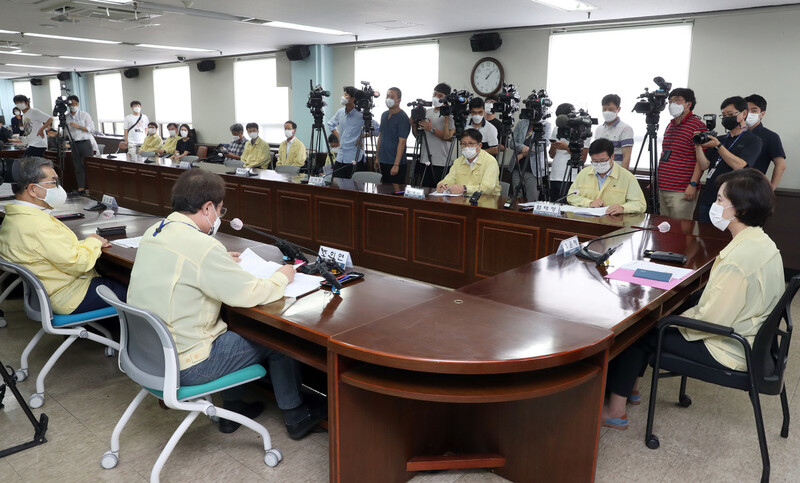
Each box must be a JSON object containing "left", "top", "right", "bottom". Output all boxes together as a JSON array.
[
  {"left": 0, "top": 51, "right": 43, "bottom": 57},
  {"left": 264, "top": 21, "right": 352, "bottom": 36},
  {"left": 530, "top": 0, "right": 596, "bottom": 11},
  {"left": 135, "top": 43, "right": 214, "bottom": 52},
  {"left": 59, "top": 55, "right": 123, "bottom": 62},
  {"left": 25, "top": 32, "right": 121, "bottom": 45}
]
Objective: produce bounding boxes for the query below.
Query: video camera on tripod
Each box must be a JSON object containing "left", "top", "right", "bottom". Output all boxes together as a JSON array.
[
  {"left": 306, "top": 82, "right": 330, "bottom": 118},
  {"left": 632, "top": 76, "right": 672, "bottom": 124},
  {"left": 520, "top": 89, "right": 552, "bottom": 123},
  {"left": 493, "top": 83, "right": 520, "bottom": 130},
  {"left": 439, "top": 89, "right": 473, "bottom": 137},
  {"left": 556, "top": 109, "right": 597, "bottom": 166},
  {"left": 692, "top": 114, "right": 718, "bottom": 145},
  {"left": 408, "top": 99, "right": 432, "bottom": 124}
]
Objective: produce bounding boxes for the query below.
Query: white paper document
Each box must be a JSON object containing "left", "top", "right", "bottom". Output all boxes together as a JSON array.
[
  {"left": 237, "top": 248, "right": 322, "bottom": 298},
  {"left": 619, "top": 260, "right": 693, "bottom": 280},
  {"left": 111, "top": 236, "right": 142, "bottom": 249},
  {"left": 428, "top": 192, "right": 463, "bottom": 197},
  {"left": 559, "top": 205, "right": 609, "bottom": 217}
]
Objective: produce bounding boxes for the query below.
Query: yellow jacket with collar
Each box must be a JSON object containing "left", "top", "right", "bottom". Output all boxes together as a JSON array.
[
  {"left": 277, "top": 138, "right": 307, "bottom": 167},
  {"left": 438, "top": 150, "right": 501, "bottom": 196},
  {"left": 0, "top": 203, "right": 102, "bottom": 314},
  {"left": 566, "top": 162, "right": 646, "bottom": 213},
  {"left": 127, "top": 212, "right": 289, "bottom": 370},
  {"left": 140, "top": 134, "right": 163, "bottom": 153},
  {"left": 241, "top": 137, "right": 271, "bottom": 169},
  {"left": 161, "top": 136, "right": 179, "bottom": 155}
]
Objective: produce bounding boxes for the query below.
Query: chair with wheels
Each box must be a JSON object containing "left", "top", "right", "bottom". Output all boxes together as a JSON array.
[
  {"left": 499, "top": 181, "right": 510, "bottom": 198},
  {"left": 274, "top": 165, "right": 300, "bottom": 176},
  {"left": 644, "top": 275, "right": 800, "bottom": 483},
  {"left": 95, "top": 286, "right": 282, "bottom": 482},
  {"left": 0, "top": 258, "right": 119, "bottom": 408},
  {"left": 195, "top": 146, "right": 208, "bottom": 159},
  {"left": 0, "top": 270, "right": 22, "bottom": 328},
  {"left": 351, "top": 171, "right": 382, "bottom": 185}
]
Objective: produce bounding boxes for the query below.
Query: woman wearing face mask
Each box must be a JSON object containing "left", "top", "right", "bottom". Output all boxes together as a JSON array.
[
  {"left": 600, "top": 169, "right": 783, "bottom": 430},
  {"left": 11, "top": 107, "right": 24, "bottom": 136},
  {"left": 157, "top": 123, "right": 180, "bottom": 157},
  {"left": 171, "top": 124, "right": 194, "bottom": 161},
  {"left": 140, "top": 122, "right": 163, "bottom": 154}
]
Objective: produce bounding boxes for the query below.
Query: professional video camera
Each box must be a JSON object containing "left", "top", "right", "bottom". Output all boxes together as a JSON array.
[
  {"left": 692, "top": 114, "right": 719, "bottom": 145},
  {"left": 493, "top": 83, "right": 520, "bottom": 118},
  {"left": 408, "top": 99, "right": 432, "bottom": 124},
  {"left": 306, "top": 82, "right": 330, "bottom": 112},
  {"left": 353, "top": 80, "right": 379, "bottom": 113},
  {"left": 439, "top": 88, "right": 473, "bottom": 137},
  {"left": 632, "top": 76, "right": 672, "bottom": 123},
  {"left": 519, "top": 89, "right": 552, "bottom": 122},
  {"left": 556, "top": 108, "right": 598, "bottom": 167}
]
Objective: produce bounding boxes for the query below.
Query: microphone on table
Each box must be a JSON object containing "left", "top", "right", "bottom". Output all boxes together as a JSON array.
[
  {"left": 82, "top": 192, "right": 107, "bottom": 211},
  {"left": 576, "top": 222, "right": 671, "bottom": 266},
  {"left": 551, "top": 190, "right": 579, "bottom": 204},
  {"left": 323, "top": 161, "right": 359, "bottom": 183}
]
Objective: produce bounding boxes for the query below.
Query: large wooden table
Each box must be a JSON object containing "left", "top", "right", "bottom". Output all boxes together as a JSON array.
[{"left": 6, "top": 157, "right": 731, "bottom": 481}]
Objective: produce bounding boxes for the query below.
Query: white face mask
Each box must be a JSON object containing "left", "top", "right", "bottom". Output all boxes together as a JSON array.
[
  {"left": 592, "top": 160, "right": 612, "bottom": 174},
  {"left": 668, "top": 102, "right": 685, "bottom": 118},
  {"left": 70, "top": 105, "right": 78, "bottom": 113},
  {"left": 471, "top": 114, "right": 484, "bottom": 125},
  {"left": 462, "top": 146, "right": 478, "bottom": 160},
  {"left": 746, "top": 112, "right": 761, "bottom": 127},
  {"left": 248, "top": 131, "right": 259, "bottom": 140},
  {"left": 204, "top": 208, "right": 221, "bottom": 236},
  {"left": 233, "top": 135, "right": 242, "bottom": 141},
  {"left": 180, "top": 130, "right": 189, "bottom": 137},
  {"left": 34, "top": 184, "right": 67, "bottom": 208},
  {"left": 602, "top": 111, "right": 617, "bottom": 123},
  {"left": 148, "top": 128, "right": 157, "bottom": 135},
  {"left": 284, "top": 129, "right": 294, "bottom": 138},
  {"left": 432, "top": 96, "right": 443, "bottom": 108},
  {"left": 133, "top": 106, "right": 141, "bottom": 114},
  {"left": 168, "top": 129, "right": 177, "bottom": 137},
  {"left": 15, "top": 103, "right": 26, "bottom": 111},
  {"left": 331, "top": 147, "right": 340, "bottom": 154},
  {"left": 385, "top": 98, "right": 396, "bottom": 109},
  {"left": 340, "top": 96, "right": 348, "bottom": 106},
  {"left": 484, "top": 103, "right": 494, "bottom": 113},
  {"left": 709, "top": 202, "right": 733, "bottom": 231}
]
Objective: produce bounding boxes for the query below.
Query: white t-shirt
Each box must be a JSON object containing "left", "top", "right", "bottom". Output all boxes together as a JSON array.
[
  {"left": 470, "top": 119, "right": 499, "bottom": 149},
  {"left": 22, "top": 108, "right": 50, "bottom": 148},
  {"left": 549, "top": 136, "right": 590, "bottom": 183},
  {"left": 124, "top": 112, "right": 150, "bottom": 145},
  {"left": 421, "top": 108, "right": 456, "bottom": 167}
]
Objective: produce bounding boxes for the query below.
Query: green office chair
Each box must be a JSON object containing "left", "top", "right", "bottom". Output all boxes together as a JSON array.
[{"left": 95, "top": 286, "right": 282, "bottom": 482}]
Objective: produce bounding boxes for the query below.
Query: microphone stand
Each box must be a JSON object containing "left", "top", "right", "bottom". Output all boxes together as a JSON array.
[{"left": 576, "top": 227, "right": 663, "bottom": 265}]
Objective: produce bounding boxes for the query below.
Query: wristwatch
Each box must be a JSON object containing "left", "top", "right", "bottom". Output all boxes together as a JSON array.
[{"left": 689, "top": 181, "right": 698, "bottom": 187}]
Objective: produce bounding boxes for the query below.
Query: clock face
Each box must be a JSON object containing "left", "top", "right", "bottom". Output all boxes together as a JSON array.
[{"left": 471, "top": 57, "right": 503, "bottom": 96}]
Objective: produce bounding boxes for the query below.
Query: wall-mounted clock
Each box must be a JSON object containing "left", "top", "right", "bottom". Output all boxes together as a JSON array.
[{"left": 470, "top": 57, "right": 504, "bottom": 97}]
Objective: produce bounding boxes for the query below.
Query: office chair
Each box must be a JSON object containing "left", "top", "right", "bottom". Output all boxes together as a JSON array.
[
  {"left": 351, "top": 171, "right": 382, "bottom": 185},
  {"left": 0, "top": 258, "right": 119, "bottom": 409},
  {"left": 499, "top": 181, "right": 510, "bottom": 198},
  {"left": 644, "top": 275, "right": 800, "bottom": 483},
  {"left": 274, "top": 165, "right": 301, "bottom": 176},
  {"left": 95, "top": 286, "right": 282, "bottom": 482},
  {"left": 0, "top": 270, "right": 22, "bottom": 328},
  {"left": 195, "top": 146, "right": 208, "bottom": 159}
]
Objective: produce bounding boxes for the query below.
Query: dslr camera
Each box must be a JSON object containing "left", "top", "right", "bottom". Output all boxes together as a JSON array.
[
  {"left": 692, "top": 114, "right": 719, "bottom": 145},
  {"left": 407, "top": 99, "right": 432, "bottom": 124},
  {"left": 519, "top": 89, "right": 552, "bottom": 122},
  {"left": 632, "top": 76, "right": 672, "bottom": 121}
]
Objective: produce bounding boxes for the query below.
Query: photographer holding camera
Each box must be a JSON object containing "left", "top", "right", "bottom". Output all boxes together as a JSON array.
[
  {"left": 327, "top": 86, "right": 380, "bottom": 179},
  {"left": 376, "top": 87, "right": 410, "bottom": 184},
  {"left": 549, "top": 103, "right": 589, "bottom": 197},
  {"left": 594, "top": 94, "right": 634, "bottom": 170},
  {"left": 410, "top": 83, "right": 455, "bottom": 187},
  {"left": 694, "top": 96, "right": 762, "bottom": 224},
  {"left": 467, "top": 98, "right": 499, "bottom": 156}
]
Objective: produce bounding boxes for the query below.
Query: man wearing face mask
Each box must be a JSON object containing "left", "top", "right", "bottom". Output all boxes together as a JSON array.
[
  {"left": 64, "top": 96, "right": 95, "bottom": 195},
  {"left": 157, "top": 123, "right": 180, "bottom": 157},
  {"left": 744, "top": 94, "right": 786, "bottom": 190},
  {"left": 241, "top": 122, "right": 270, "bottom": 169},
  {"left": 436, "top": 128, "right": 500, "bottom": 196},
  {"left": 326, "top": 86, "right": 380, "bottom": 179},
  {"left": 694, "top": 96, "right": 762, "bottom": 224},
  {"left": 0, "top": 158, "right": 128, "bottom": 314},
  {"left": 128, "top": 169, "right": 326, "bottom": 438},
  {"left": 325, "top": 133, "right": 340, "bottom": 166},
  {"left": 657, "top": 88, "right": 707, "bottom": 220},
  {"left": 140, "top": 122, "right": 163, "bottom": 154},
  {"left": 467, "top": 98, "right": 499, "bottom": 156},
  {"left": 410, "top": 82, "right": 455, "bottom": 187},
  {"left": 376, "top": 87, "right": 411, "bottom": 183},
  {"left": 484, "top": 95, "right": 503, "bottom": 135},
  {"left": 567, "top": 138, "right": 646, "bottom": 215},
  {"left": 276, "top": 120, "right": 307, "bottom": 168},
  {"left": 222, "top": 123, "right": 247, "bottom": 161},
  {"left": 13, "top": 94, "right": 51, "bottom": 157},
  {"left": 123, "top": 101, "right": 149, "bottom": 156},
  {"left": 593, "top": 94, "right": 634, "bottom": 170}
]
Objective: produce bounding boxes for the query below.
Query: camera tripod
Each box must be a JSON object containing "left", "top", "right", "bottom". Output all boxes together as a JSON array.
[
  {"left": 558, "top": 145, "right": 584, "bottom": 199},
  {"left": 408, "top": 123, "right": 434, "bottom": 186},
  {"left": 347, "top": 112, "right": 377, "bottom": 179},
  {"left": 508, "top": 122, "right": 548, "bottom": 201},
  {"left": 632, "top": 119, "right": 661, "bottom": 214},
  {"left": 305, "top": 110, "right": 332, "bottom": 177}
]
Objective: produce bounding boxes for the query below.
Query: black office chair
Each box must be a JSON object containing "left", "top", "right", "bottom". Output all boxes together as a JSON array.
[{"left": 644, "top": 275, "right": 800, "bottom": 483}]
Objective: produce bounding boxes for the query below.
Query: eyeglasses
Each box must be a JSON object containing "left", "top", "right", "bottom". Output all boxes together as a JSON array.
[
  {"left": 219, "top": 207, "right": 228, "bottom": 218},
  {"left": 37, "top": 179, "right": 61, "bottom": 187},
  {"left": 721, "top": 111, "right": 740, "bottom": 117},
  {"left": 460, "top": 142, "right": 479, "bottom": 148}
]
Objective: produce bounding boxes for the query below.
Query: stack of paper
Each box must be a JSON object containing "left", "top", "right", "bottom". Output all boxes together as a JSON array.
[
  {"left": 237, "top": 248, "right": 322, "bottom": 298},
  {"left": 559, "top": 205, "right": 609, "bottom": 217},
  {"left": 111, "top": 236, "right": 142, "bottom": 249}
]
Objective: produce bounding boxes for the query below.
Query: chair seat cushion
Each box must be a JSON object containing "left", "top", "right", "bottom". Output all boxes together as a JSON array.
[
  {"left": 147, "top": 364, "right": 267, "bottom": 401},
  {"left": 657, "top": 352, "right": 751, "bottom": 392},
  {"left": 52, "top": 306, "right": 118, "bottom": 327}
]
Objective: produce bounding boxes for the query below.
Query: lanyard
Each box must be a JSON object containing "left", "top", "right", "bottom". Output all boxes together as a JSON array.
[
  {"left": 715, "top": 130, "right": 745, "bottom": 164},
  {"left": 153, "top": 219, "right": 203, "bottom": 236}
]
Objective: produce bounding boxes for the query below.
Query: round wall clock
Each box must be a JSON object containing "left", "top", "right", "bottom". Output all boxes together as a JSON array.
[{"left": 470, "top": 57, "right": 504, "bottom": 96}]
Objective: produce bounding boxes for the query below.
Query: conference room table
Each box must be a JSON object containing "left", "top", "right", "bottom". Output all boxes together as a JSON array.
[{"left": 1, "top": 156, "right": 731, "bottom": 482}]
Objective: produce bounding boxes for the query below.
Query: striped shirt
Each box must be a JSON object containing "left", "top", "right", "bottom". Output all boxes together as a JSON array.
[
  {"left": 658, "top": 112, "right": 707, "bottom": 192},
  {"left": 594, "top": 118, "right": 634, "bottom": 165}
]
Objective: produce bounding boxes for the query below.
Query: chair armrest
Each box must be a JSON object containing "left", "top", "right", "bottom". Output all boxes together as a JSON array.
[{"left": 657, "top": 315, "right": 735, "bottom": 337}]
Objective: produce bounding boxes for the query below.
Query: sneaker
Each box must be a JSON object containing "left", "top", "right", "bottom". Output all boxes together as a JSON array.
[{"left": 285, "top": 396, "right": 327, "bottom": 440}]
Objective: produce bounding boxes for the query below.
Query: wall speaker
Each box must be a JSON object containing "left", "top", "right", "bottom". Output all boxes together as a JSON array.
[
  {"left": 30, "top": 78, "right": 42, "bottom": 86},
  {"left": 286, "top": 45, "right": 311, "bottom": 61},
  {"left": 197, "top": 60, "right": 216, "bottom": 72},
  {"left": 124, "top": 68, "right": 139, "bottom": 79},
  {"left": 470, "top": 33, "right": 502, "bottom": 52},
  {"left": 57, "top": 71, "right": 71, "bottom": 81}
]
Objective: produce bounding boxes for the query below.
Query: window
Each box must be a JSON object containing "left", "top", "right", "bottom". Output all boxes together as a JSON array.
[
  {"left": 233, "top": 58, "right": 288, "bottom": 141},
  {"left": 94, "top": 72, "right": 124, "bottom": 134},
  {"left": 153, "top": 65, "right": 192, "bottom": 126},
  {"left": 546, "top": 24, "right": 692, "bottom": 169},
  {"left": 13, "top": 80, "right": 33, "bottom": 108},
  {"left": 354, "top": 42, "right": 439, "bottom": 145}
]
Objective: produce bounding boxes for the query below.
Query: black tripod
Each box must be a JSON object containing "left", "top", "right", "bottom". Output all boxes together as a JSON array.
[
  {"left": 0, "top": 360, "right": 48, "bottom": 457},
  {"left": 559, "top": 145, "right": 584, "bottom": 198},
  {"left": 408, "top": 125, "right": 434, "bottom": 186},
  {"left": 632, "top": 116, "right": 661, "bottom": 214},
  {"left": 350, "top": 111, "right": 377, "bottom": 178},
  {"left": 305, "top": 110, "right": 332, "bottom": 177},
  {"left": 508, "top": 122, "right": 548, "bottom": 201}
]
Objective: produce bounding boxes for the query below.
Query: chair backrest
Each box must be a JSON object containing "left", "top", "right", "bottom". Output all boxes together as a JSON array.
[
  {"left": 752, "top": 274, "right": 800, "bottom": 394},
  {"left": 196, "top": 146, "right": 208, "bottom": 159},
  {"left": 96, "top": 144, "right": 105, "bottom": 155},
  {"left": 499, "top": 181, "right": 510, "bottom": 198},
  {"left": 275, "top": 165, "right": 300, "bottom": 175},
  {"left": 224, "top": 158, "right": 244, "bottom": 168},
  {"left": 96, "top": 285, "right": 179, "bottom": 392},
  {"left": 351, "top": 171, "right": 382, "bottom": 184},
  {"left": 0, "top": 257, "right": 53, "bottom": 325}
]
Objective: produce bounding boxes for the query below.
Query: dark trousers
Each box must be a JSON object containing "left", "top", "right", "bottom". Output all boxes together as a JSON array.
[
  {"left": 332, "top": 161, "right": 366, "bottom": 179},
  {"left": 73, "top": 277, "right": 128, "bottom": 313},
  {"left": 379, "top": 163, "right": 407, "bottom": 184},
  {"left": 420, "top": 165, "right": 446, "bottom": 188},
  {"left": 549, "top": 180, "right": 570, "bottom": 200},
  {"left": 24, "top": 146, "right": 46, "bottom": 157},
  {"left": 71, "top": 139, "right": 93, "bottom": 189}
]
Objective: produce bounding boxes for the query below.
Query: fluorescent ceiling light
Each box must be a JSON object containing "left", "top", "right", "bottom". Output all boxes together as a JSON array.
[
  {"left": 0, "top": 51, "right": 42, "bottom": 57},
  {"left": 91, "top": 0, "right": 133, "bottom": 3},
  {"left": 135, "top": 43, "right": 214, "bottom": 52},
  {"left": 0, "top": 30, "right": 20, "bottom": 35},
  {"left": 59, "top": 55, "right": 123, "bottom": 62},
  {"left": 25, "top": 33, "right": 121, "bottom": 45},
  {"left": 4, "top": 63, "right": 60, "bottom": 70},
  {"left": 530, "top": 0, "right": 596, "bottom": 11},
  {"left": 263, "top": 21, "right": 351, "bottom": 35}
]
